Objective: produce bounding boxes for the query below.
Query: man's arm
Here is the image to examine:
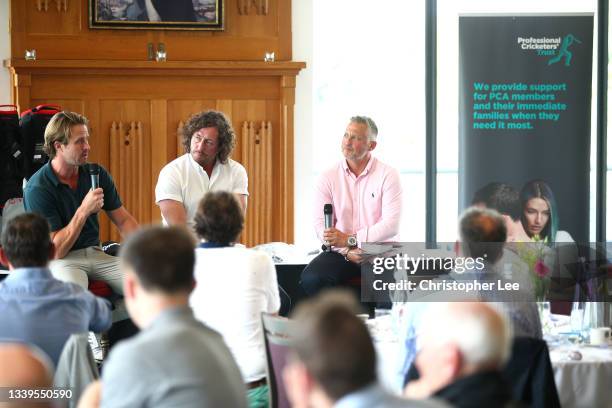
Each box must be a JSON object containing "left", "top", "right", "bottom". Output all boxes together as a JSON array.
[
  {"left": 87, "top": 293, "right": 113, "bottom": 333},
  {"left": 234, "top": 193, "right": 247, "bottom": 214},
  {"left": 157, "top": 199, "right": 187, "bottom": 226},
  {"left": 107, "top": 206, "right": 139, "bottom": 236},
  {"left": 232, "top": 163, "right": 249, "bottom": 214},
  {"left": 51, "top": 188, "right": 104, "bottom": 259}
]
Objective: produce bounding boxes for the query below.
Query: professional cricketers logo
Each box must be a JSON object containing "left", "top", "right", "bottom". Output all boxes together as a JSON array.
[{"left": 548, "top": 34, "right": 581, "bottom": 67}]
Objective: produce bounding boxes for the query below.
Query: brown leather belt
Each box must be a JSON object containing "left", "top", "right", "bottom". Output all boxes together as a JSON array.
[{"left": 246, "top": 377, "right": 267, "bottom": 390}]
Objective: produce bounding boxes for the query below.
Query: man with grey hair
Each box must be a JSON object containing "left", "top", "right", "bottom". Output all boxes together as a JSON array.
[
  {"left": 398, "top": 207, "right": 541, "bottom": 390},
  {"left": 302, "top": 116, "right": 403, "bottom": 296},
  {"left": 404, "top": 302, "right": 515, "bottom": 407}
]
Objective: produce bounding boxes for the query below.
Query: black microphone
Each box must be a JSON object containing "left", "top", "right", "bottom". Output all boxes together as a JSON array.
[
  {"left": 88, "top": 163, "right": 100, "bottom": 190},
  {"left": 322, "top": 204, "right": 333, "bottom": 252}
]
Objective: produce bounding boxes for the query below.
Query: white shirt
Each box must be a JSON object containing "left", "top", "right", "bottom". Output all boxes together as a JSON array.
[
  {"left": 189, "top": 246, "right": 281, "bottom": 382},
  {"left": 155, "top": 154, "right": 248, "bottom": 227}
]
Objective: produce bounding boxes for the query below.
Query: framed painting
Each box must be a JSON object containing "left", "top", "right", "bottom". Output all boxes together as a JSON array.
[{"left": 90, "top": 0, "right": 224, "bottom": 30}]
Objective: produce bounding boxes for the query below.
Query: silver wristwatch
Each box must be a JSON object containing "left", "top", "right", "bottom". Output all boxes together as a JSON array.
[{"left": 347, "top": 235, "right": 357, "bottom": 248}]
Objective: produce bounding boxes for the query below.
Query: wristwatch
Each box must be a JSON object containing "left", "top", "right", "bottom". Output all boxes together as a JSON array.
[{"left": 347, "top": 235, "right": 357, "bottom": 248}]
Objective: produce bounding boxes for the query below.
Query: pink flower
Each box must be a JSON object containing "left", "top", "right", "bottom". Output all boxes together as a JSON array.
[{"left": 534, "top": 259, "right": 550, "bottom": 278}]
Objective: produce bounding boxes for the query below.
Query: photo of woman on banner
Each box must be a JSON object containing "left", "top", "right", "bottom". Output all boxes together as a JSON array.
[
  {"left": 520, "top": 179, "right": 580, "bottom": 304},
  {"left": 520, "top": 179, "right": 574, "bottom": 244}
]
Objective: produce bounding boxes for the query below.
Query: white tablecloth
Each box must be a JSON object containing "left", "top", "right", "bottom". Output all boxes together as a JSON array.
[{"left": 549, "top": 345, "right": 612, "bottom": 408}]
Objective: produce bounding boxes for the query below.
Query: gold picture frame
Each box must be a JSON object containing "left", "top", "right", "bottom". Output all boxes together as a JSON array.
[{"left": 90, "top": 0, "right": 224, "bottom": 30}]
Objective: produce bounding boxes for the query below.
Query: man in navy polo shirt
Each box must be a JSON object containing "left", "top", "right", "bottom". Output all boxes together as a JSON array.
[{"left": 24, "top": 111, "right": 138, "bottom": 293}]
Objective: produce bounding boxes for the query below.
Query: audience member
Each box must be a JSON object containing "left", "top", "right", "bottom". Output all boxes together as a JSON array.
[
  {"left": 301, "top": 116, "right": 402, "bottom": 295},
  {"left": 398, "top": 208, "right": 541, "bottom": 387},
  {"left": 404, "top": 302, "right": 516, "bottom": 408},
  {"left": 155, "top": 110, "right": 248, "bottom": 228},
  {"left": 0, "top": 343, "right": 54, "bottom": 408},
  {"left": 471, "top": 182, "right": 530, "bottom": 242},
  {"left": 283, "top": 290, "right": 448, "bottom": 408},
  {"left": 190, "top": 191, "right": 280, "bottom": 407},
  {"left": 23, "top": 111, "right": 139, "bottom": 292},
  {"left": 0, "top": 213, "right": 111, "bottom": 366},
  {"left": 89, "top": 226, "right": 246, "bottom": 408}
]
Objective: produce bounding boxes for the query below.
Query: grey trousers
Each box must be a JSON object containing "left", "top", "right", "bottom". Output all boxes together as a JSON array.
[{"left": 49, "top": 247, "right": 123, "bottom": 295}]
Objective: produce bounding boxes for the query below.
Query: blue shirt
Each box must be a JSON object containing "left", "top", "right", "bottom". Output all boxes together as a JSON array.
[
  {"left": 0, "top": 267, "right": 112, "bottom": 366},
  {"left": 24, "top": 163, "right": 122, "bottom": 251}
]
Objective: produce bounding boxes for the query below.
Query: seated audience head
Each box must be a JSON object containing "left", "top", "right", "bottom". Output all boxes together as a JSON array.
[
  {"left": 181, "top": 110, "right": 236, "bottom": 167},
  {"left": 459, "top": 207, "right": 507, "bottom": 264},
  {"left": 0, "top": 213, "right": 54, "bottom": 269},
  {"left": 520, "top": 179, "right": 558, "bottom": 242},
  {"left": 193, "top": 191, "right": 244, "bottom": 244},
  {"left": 471, "top": 182, "right": 521, "bottom": 221},
  {"left": 120, "top": 226, "right": 195, "bottom": 328},
  {"left": 43, "top": 111, "right": 89, "bottom": 162},
  {"left": 283, "top": 290, "right": 376, "bottom": 408},
  {"left": 414, "top": 302, "right": 512, "bottom": 391},
  {"left": 472, "top": 182, "right": 531, "bottom": 242},
  {"left": 0, "top": 343, "right": 53, "bottom": 408}
]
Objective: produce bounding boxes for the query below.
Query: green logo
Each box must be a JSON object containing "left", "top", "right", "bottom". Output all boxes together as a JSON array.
[{"left": 548, "top": 34, "right": 581, "bottom": 66}]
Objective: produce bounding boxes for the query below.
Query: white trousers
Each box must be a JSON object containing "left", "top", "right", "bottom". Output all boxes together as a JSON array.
[{"left": 49, "top": 247, "right": 123, "bottom": 294}]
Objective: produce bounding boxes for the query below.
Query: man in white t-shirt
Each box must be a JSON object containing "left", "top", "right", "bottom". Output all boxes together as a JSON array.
[{"left": 155, "top": 110, "right": 248, "bottom": 228}]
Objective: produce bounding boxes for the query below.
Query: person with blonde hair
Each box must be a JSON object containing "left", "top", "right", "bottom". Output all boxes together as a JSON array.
[{"left": 24, "top": 111, "right": 138, "bottom": 293}]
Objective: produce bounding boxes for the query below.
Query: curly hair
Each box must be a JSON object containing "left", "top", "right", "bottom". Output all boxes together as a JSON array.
[
  {"left": 193, "top": 191, "right": 244, "bottom": 244},
  {"left": 181, "top": 110, "right": 236, "bottom": 164}
]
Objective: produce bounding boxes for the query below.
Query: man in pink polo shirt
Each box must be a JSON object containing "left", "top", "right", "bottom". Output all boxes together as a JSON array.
[{"left": 301, "top": 116, "right": 403, "bottom": 296}]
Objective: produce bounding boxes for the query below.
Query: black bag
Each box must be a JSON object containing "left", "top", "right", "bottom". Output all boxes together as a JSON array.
[
  {"left": 20, "top": 104, "right": 62, "bottom": 180},
  {"left": 0, "top": 105, "right": 24, "bottom": 213}
]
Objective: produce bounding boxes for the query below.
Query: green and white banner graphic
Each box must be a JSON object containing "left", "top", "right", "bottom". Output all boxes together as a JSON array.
[{"left": 459, "top": 14, "right": 593, "bottom": 243}]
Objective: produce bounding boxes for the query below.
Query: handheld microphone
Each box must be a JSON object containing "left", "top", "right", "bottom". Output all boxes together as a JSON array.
[
  {"left": 88, "top": 163, "right": 100, "bottom": 190},
  {"left": 322, "top": 204, "right": 333, "bottom": 252}
]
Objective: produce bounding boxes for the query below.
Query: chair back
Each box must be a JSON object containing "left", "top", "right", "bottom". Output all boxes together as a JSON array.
[
  {"left": 261, "top": 313, "right": 294, "bottom": 408},
  {"left": 0, "top": 197, "right": 25, "bottom": 237},
  {"left": 502, "top": 336, "right": 561, "bottom": 408},
  {"left": 53, "top": 332, "right": 99, "bottom": 408}
]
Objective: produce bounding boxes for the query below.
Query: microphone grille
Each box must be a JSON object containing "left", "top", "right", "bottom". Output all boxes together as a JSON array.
[
  {"left": 88, "top": 163, "right": 100, "bottom": 175},
  {"left": 324, "top": 204, "right": 333, "bottom": 214}
]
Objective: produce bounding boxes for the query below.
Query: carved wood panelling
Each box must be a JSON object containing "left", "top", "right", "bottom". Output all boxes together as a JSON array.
[
  {"left": 8, "top": 61, "right": 304, "bottom": 245},
  {"left": 241, "top": 121, "right": 273, "bottom": 245},
  {"left": 36, "top": 0, "right": 68, "bottom": 12},
  {"left": 108, "top": 121, "right": 151, "bottom": 243},
  {"left": 238, "top": 0, "right": 269, "bottom": 15}
]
